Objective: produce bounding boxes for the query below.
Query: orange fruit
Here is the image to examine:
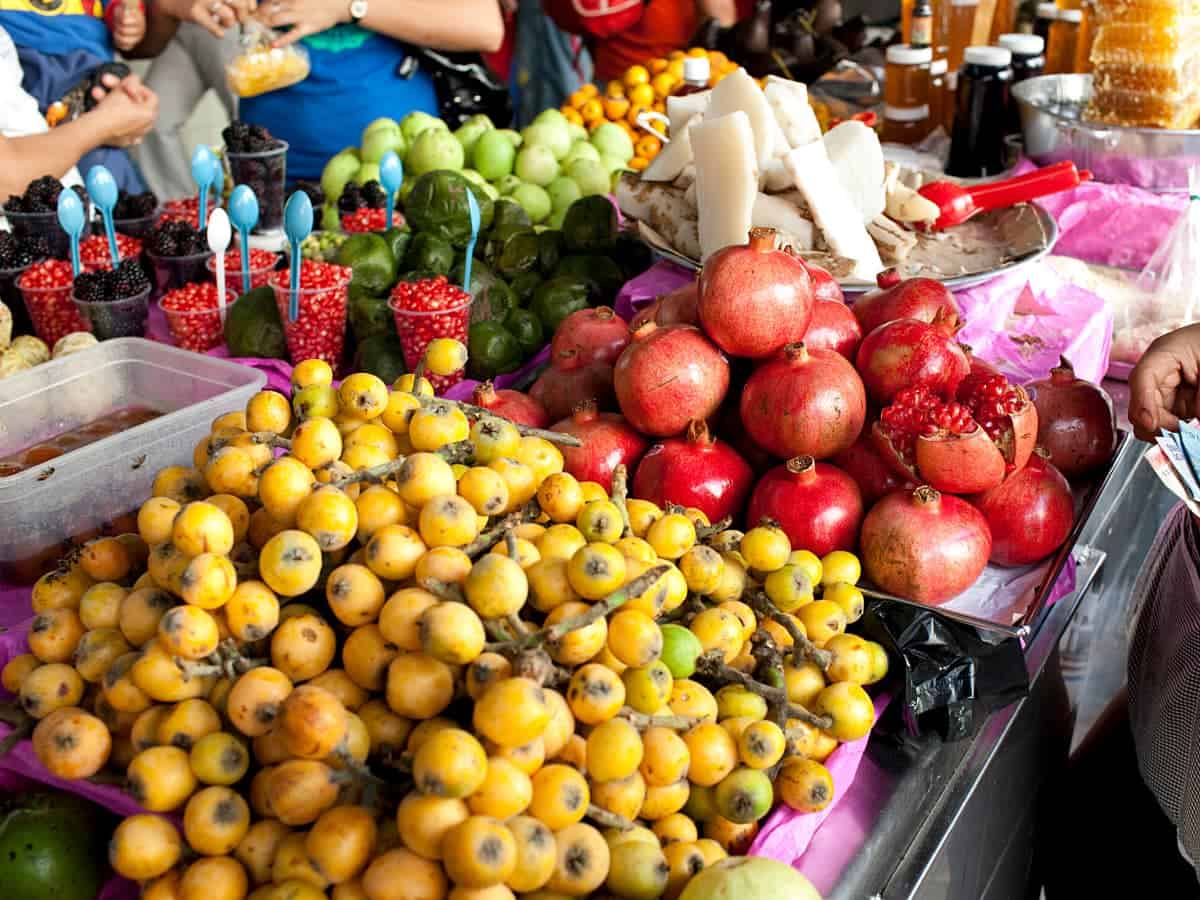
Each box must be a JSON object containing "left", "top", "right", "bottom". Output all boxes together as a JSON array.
[
  {"left": 568, "top": 89, "right": 590, "bottom": 109},
  {"left": 580, "top": 99, "right": 605, "bottom": 123},
  {"left": 605, "top": 80, "right": 625, "bottom": 98},
  {"left": 687, "top": 46, "right": 708, "bottom": 57},
  {"left": 667, "top": 59, "right": 685, "bottom": 80},
  {"left": 649, "top": 58, "right": 669, "bottom": 74},
  {"left": 628, "top": 83, "right": 655, "bottom": 108},
  {"left": 708, "top": 50, "right": 729, "bottom": 67},
  {"left": 635, "top": 135, "right": 662, "bottom": 159},
  {"left": 651, "top": 99, "right": 666, "bottom": 115},
  {"left": 579, "top": 82, "right": 599, "bottom": 98},
  {"left": 562, "top": 107, "right": 584, "bottom": 126},
  {"left": 669, "top": 50, "right": 685, "bottom": 60},
  {"left": 627, "top": 103, "right": 650, "bottom": 128},
  {"left": 628, "top": 156, "right": 650, "bottom": 172},
  {"left": 651, "top": 73, "right": 677, "bottom": 98},
  {"left": 603, "top": 96, "right": 631, "bottom": 121},
  {"left": 623, "top": 65, "right": 650, "bottom": 88}
]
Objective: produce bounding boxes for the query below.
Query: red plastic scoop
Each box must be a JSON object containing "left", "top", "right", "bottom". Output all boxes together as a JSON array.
[{"left": 917, "top": 161, "right": 1093, "bottom": 230}]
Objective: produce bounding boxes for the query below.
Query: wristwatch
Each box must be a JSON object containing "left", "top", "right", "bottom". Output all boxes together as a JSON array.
[{"left": 349, "top": 0, "right": 368, "bottom": 22}]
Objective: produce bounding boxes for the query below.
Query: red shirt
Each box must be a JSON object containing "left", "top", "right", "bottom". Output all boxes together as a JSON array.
[{"left": 544, "top": 0, "right": 699, "bottom": 83}]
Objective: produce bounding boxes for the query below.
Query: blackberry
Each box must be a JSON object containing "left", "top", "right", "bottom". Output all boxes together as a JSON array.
[
  {"left": 149, "top": 221, "right": 206, "bottom": 257},
  {"left": 338, "top": 183, "right": 363, "bottom": 216},
  {"left": 114, "top": 190, "right": 158, "bottom": 219},
  {"left": 74, "top": 270, "right": 113, "bottom": 303},
  {"left": 361, "top": 181, "right": 387, "bottom": 209},
  {"left": 296, "top": 181, "right": 325, "bottom": 210},
  {"left": 222, "top": 121, "right": 254, "bottom": 152},
  {"left": 114, "top": 258, "right": 148, "bottom": 298}
]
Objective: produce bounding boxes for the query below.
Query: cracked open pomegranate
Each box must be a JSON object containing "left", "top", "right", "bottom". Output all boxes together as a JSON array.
[
  {"left": 855, "top": 309, "right": 970, "bottom": 404},
  {"left": 872, "top": 370, "right": 1038, "bottom": 495}
]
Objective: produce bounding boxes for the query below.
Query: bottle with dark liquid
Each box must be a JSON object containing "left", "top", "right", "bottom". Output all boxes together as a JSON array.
[
  {"left": 910, "top": 0, "right": 934, "bottom": 46},
  {"left": 675, "top": 57, "right": 712, "bottom": 95},
  {"left": 947, "top": 45, "right": 1013, "bottom": 177}
]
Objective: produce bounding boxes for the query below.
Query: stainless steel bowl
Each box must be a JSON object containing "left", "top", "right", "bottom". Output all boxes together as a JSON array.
[{"left": 1013, "top": 73, "right": 1200, "bottom": 192}]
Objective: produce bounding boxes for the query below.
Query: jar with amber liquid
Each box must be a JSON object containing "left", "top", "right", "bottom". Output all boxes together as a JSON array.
[
  {"left": 883, "top": 44, "right": 934, "bottom": 144},
  {"left": 1045, "top": 7, "right": 1080, "bottom": 74}
]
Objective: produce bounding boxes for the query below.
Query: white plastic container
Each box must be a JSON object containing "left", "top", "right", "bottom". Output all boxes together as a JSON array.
[{"left": 0, "top": 338, "right": 265, "bottom": 582}]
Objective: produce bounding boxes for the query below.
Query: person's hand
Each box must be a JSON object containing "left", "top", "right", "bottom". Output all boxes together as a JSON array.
[
  {"left": 111, "top": 1, "right": 148, "bottom": 51},
  {"left": 87, "top": 75, "right": 159, "bottom": 147},
  {"left": 1129, "top": 323, "right": 1200, "bottom": 442},
  {"left": 260, "top": 0, "right": 348, "bottom": 46},
  {"left": 90, "top": 71, "right": 155, "bottom": 105},
  {"left": 161, "top": 0, "right": 258, "bottom": 38}
]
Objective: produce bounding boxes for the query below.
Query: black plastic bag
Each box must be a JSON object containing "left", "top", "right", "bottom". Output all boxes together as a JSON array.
[
  {"left": 859, "top": 599, "right": 1030, "bottom": 741},
  {"left": 397, "top": 48, "right": 513, "bottom": 129}
]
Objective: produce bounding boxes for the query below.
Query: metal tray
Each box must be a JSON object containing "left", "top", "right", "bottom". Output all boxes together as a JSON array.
[
  {"left": 862, "top": 429, "right": 1131, "bottom": 639},
  {"left": 1015, "top": 74, "right": 1200, "bottom": 193}
]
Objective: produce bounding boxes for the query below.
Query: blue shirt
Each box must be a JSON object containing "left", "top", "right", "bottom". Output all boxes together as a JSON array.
[
  {"left": 0, "top": 0, "right": 111, "bottom": 63},
  {"left": 242, "top": 25, "right": 439, "bottom": 183}
]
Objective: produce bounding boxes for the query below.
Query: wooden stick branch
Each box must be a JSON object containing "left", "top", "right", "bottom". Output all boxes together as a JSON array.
[
  {"left": 463, "top": 503, "right": 540, "bottom": 558},
  {"left": 418, "top": 394, "right": 583, "bottom": 447},
  {"left": 619, "top": 708, "right": 703, "bottom": 731},
  {"left": 695, "top": 650, "right": 833, "bottom": 731},
  {"left": 587, "top": 805, "right": 636, "bottom": 831},
  {"left": 748, "top": 590, "right": 833, "bottom": 671},
  {"left": 611, "top": 465, "right": 632, "bottom": 538}
]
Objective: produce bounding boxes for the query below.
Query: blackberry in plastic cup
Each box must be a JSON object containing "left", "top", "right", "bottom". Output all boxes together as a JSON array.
[
  {"left": 3, "top": 206, "right": 91, "bottom": 261},
  {"left": 389, "top": 276, "right": 473, "bottom": 393},
  {"left": 225, "top": 141, "right": 288, "bottom": 232},
  {"left": 269, "top": 262, "right": 351, "bottom": 366},
  {"left": 145, "top": 249, "right": 215, "bottom": 301},
  {"left": 74, "top": 285, "right": 151, "bottom": 340}
]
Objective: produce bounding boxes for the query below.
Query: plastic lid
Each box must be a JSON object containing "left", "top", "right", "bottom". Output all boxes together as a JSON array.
[
  {"left": 1058, "top": 8, "right": 1083, "bottom": 20},
  {"left": 998, "top": 33, "right": 1045, "bottom": 54},
  {"left": 682, "top": 56, "right": 711, "bottom": 83},
  {"left": 1036, "top": 2, "right": 1059, "bottom": 16},
  {"left": 930, "top": 58, "right": 948, "bottom": 75},
  {"left": 887, "top": 44, "right": 934, "bottom": 64},
  {"left": 964, "top": 45, "right": 1012, "bottom": 67}
]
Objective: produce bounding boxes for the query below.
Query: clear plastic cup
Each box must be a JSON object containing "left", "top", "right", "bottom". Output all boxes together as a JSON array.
[
  {"left": 19, "top": 273, "right": 91, "bottom": 346},
  {"left": 388, "top": 293, "right": 473, "bottom": 392},
  {"left": 206, "top": 250, "right": 279, "bottom": 298},
  {"left": 113, "top": 208, "right": 161, "bottom": 239},
  {"left": 225, "top": 141, "right": 289, "bottom": 232},
  {"left": 159, "top": 297, "right": 225, "bottom": 353},
  {"left": 73, "top": 286, "right": 152, "bottom": 341},
  {"left": 269, "top": 268, "right": 350, "bottom": 366},
  {"left": 145, "top": 249, "right": 215, "bottom": 301},
  {"left": 3, "top": 206, "right": 91, "bottom": 260}
]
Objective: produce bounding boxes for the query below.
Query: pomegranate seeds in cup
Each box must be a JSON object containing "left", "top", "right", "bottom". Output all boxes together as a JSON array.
[
  {"left": 205, "top": 248, "right": 279, "bottom": 296},
  {"left": 269, "top": 260, "right": 351, "bottom": 366},
  {"left": 18, "top": 259, "right": 90, "bottom": 346},
  {"left": 79, "top": 233, "right": 143, "bottom": 271},
  {"left": 341, "top": 208, "right": 389, "bottom": 234},
  {"left": 389, "top": 276, "right": 473, "bottom": 392},
  {"left": 161, "top": 282, "right": 225, "bottom": 353}
]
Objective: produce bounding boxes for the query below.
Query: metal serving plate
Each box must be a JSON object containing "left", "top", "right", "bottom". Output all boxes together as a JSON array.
[{"left": 1014, "top": 74, "right": 1200, "bottom": 193}]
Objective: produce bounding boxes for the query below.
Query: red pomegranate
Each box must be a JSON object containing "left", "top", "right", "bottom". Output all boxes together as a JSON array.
[
  {"left": 551, "top": 307, "right": 630, "bottom": 371},
  {"left": 872, "top": 371, "right": 1039, "bottom": 494},
  {"left": 613, "top": 323, "right": 729, "bottom": 437},
  {"left": 746, "top": 456, "right": 864, "bottom": 557},
  {"left": 1024, "top": 357, "right": 1117, "bottom": 478},
  {"left": 739, "top": 343, "right": 866, "bottom": 460},
  {"left": 552, "top": 402, "right": 648, "bottom": 489},
  {"left": 851, "top": 269, "right": 960, "bottom": 336},
  {"left": 860, "top": 486, "right": 992, "bottom": 605},
  {"left": 855, "top": 310, "right": 970, "bottom": 404},
  {"left": 472, "top": 382, "right": 550, "bottom": 429},
  {"left": 802, "top": 260, "right": 844, "bottom": 304},
  {"left": 632, "top": 419, "right": 754, "bottom": 524},
  {"left": 969, "top": 450, "right": 1075, "bottom": 566},
  {"left": 833, "top": 435, "right": 916, "bottom": 506},
  {"left": 529, "top": 360, "right": 616, "bottom": 423},
  {"left": 697, "top": 227, "right": 813, "bottom": 358},
  {"left": 631, "top": 283, "right": 700, "bottom": 331},
  {"left": 630, "top": 299, "right": 660, "bottom": 331},
  {"left": 802, "top": 297, "right": 863, "bottom": 360}
]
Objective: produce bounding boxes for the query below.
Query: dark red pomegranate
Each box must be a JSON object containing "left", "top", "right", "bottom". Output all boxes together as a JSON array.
[
  {"left": 746, "top": 456, "right": 864, "bottom": 557},
  {"left": 529, "top": 360, "right": 616, "bottom": 423},
  {"left": 697, "top": 227, "right": 813, "bottom": 358},
  {"left": 860, "top": 485, "right": 992, "bottom": 605},
  {"left": 613, "top": 323, "right": 730, "bottom": 437},
  {"left": 802, "top": 260, "right": 844, "bottom": 304},
  {"left": 855, "top": 310, "right": 971, "bottom": 404},
  {"left": 1024, "top": 357, "right": 1118, "bottom": 478},
  {"left": 472, "top": 382, "right": 550, "bottom": 429},
  {"left": 552, "top": 402, "right": 648, "bottom": 489},
  {"left": 833, "top": 435, "right": 916, "bottom": 506},
  {"left": 851, "top": 269, "right": 960, "bottom": 336},
  {"left": 802, "top": 297, "right": 863, "bottom": 360},
  {"left": 632, "top": 419, "right": 754, "bottom": 523},
  {"left": 740, "top": 342, "right": 866, "bottom": 460},
  {"left": 656, "top": 282, "right": 699, "bottom": 327},
  {"left": 630, "top": 298, "right": 661, "bottom": 331},
  {"left": 551, "top": 307, "right": 630, "bottom": 371},
  {"left": 969, "top": 450, "right": 1075, "bottom": 566},
  {"left": 872, "top": 370, "right": 1039, "bottom": 494}
]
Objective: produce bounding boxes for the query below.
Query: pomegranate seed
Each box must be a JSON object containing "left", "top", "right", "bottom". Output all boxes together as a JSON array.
[
  {"left": 269, "top": 261, "right": 352, "bottom": 367},
  {"left": 161, "top": 282, "right": 225, "bottom": 352},
  {"left": 18, "top": 259, "right": 90, "bottom": 345},
  {"left": 388, "top": 275, "right": 472, "bottom": 393},
  {"left": 205, "top": 248, "right": 279, "bottom": 296},
  {"left": 340, "top": 208, "right": 389, "bottom": 234},
  {"left": 80, "top": 234, "right": 143, "bottom": 271},
  {"left": 158, "top": 196, "right": 215, "bottom": 226}
]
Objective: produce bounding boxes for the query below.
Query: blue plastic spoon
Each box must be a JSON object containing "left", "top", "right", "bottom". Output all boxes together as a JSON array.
[
  {"left": 85, "top": 165, "right": 120, "bottom": 269},
  {"left": 191, "top": 146, "right": 217, "bottom": 230},
  {"left": 284, "top": 191, "right": 313, "bottom": 323},
  {"left": 210, "top": 162, "right": 225, "bottom": 209},
  {"left": 229, "top": 186, "right": 260, "bottom": 295},
  {"left": 463, "top": 189, "right": 481, "bottom": 293},
  {"left": 56, "top": 189, "right": 85, "bottom": 278},
  {"left": 379, "top": 151, "right": 403, "bottom": 231}
]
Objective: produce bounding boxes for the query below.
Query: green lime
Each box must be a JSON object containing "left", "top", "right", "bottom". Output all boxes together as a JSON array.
[
  {"left": 530, "top": 274, "right": 594, "bottom": 333},
  {"left": 503, "top": 307, "right": 545, "bottom": 356},
  {"left": 382, "top": 226, "right": 411, "bottom": 267},
  {"left": 336, "top": 232, "right": 398, "bottom": 295},
  {"left": 468, "top": 320, "right": 522, "bottom": 380},
  {"left": 223, "top": 285, "right": 286, "bottom": 359},
  {"left": 0, "top": 793, "right": 109, "bottom": 900},
  {"left": 509, "top": 271, "right": 543, "bottom": 306},
  {"left": 660, "top": 623, "right": 703, "bottom": 679}
]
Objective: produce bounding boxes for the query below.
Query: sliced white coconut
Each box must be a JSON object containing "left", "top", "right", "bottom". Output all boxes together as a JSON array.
[
  {"left": 705, "top": 69, "right": 775, "bottom": 167},
  {"left": 642, "top": 119, "right": 693, "bottom": 182},
  {"left": 667, "top": 91, "right": 710, "bottom": 136},
  {"left": 614, "top": 174, "right": 702, "bottom": 260},
  {"left": 764, "top": 76, "right": 822, "bottom": 150},
  {"left": 751, "top": 193, "right": 815, "bottom": 249},
  {"left": 761, "top": 157, "right": 794, "bottom": 193},
  {"left": 691, "top": 111, "right": 758, "bottom": 261},
  {"left": 821, "top": 120, "right": 885, "bottom": 224},
  {"left": 784, "top": 141, "right": 883, "bottom": 281}
]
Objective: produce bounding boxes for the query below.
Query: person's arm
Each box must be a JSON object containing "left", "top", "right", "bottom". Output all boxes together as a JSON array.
[
  {"left": 1129, "top": 323, "right": 1200, "bottom": 441},
  {"left": 265, "top": 0, "right": 504, "bottom": 53},
  {"left": 698, "top": 0, "right": 738, "bottom": 27},
  {"left": 126, "top": 0, "right": 257, "bottom": 58}
]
